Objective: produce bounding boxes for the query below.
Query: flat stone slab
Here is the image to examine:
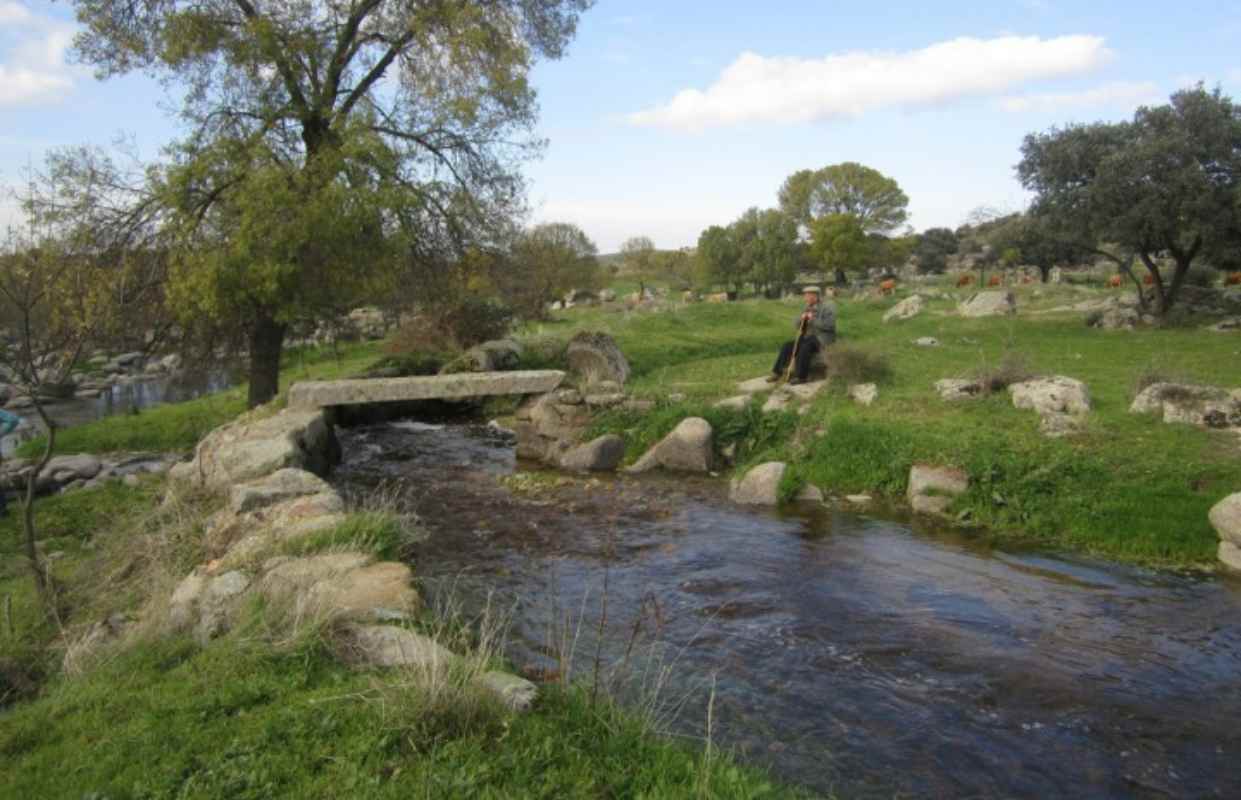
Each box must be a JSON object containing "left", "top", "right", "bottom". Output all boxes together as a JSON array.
[{"left": 288, "top": 371, "right": 566, "bottom": 410}]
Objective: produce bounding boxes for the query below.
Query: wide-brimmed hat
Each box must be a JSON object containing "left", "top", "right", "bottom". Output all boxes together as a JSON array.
[{"left": 802, "top": 286, "right": 821, "bottom": 295}]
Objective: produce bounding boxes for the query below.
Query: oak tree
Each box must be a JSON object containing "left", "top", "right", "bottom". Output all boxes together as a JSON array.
[{"left": 72, "top": 0, "right": 592, "bottom": 405}]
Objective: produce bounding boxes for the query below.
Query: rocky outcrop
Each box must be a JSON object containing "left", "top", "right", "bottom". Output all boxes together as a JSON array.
[
  {"left": 883, "top": 295, "right": 924, "bottom": 323},
  {"left": 729, "top": 462, "right": 787, "bottom": 506},
  {"left": 626, "top": 418, "right": 713, "bottom": 474},
  {"left": 935, "top": 379, "right": 984, "bottom": 402},
  {"left": 513, "top": 392, "right": 593, "bottom": 463},
  {"left": 1, "top": 452, "right": 174, "bottom": 495},
  {"left": 558, "top": 435, "right": 626, "bottom": 472},
  {"left": 169, "top": 407, "right": 341, "bottom": 490},
  {"left": 1130, "top": 383, "right": 1241, "bottom": 430},
  {"left": 1009, "top": 376, "right": 1091, "bottom": 438},
  {"left": 907, "top": 465, "right": 969, "bottom": 516},
  {"left": 958, "top": 291, "right": 1016, "bottom": 318},
  {"left": 566, "top": 332, "right": 630, "bottom": 386}
]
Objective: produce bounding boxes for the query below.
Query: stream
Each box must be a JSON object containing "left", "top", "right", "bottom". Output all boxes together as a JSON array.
[{"left": 333, "top": 419, "right": 1241, "bottom": 799}]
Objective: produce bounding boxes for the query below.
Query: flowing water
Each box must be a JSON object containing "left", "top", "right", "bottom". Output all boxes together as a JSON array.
[{"left": 334, "top": 420, "right": 1241, "bottom": 799}]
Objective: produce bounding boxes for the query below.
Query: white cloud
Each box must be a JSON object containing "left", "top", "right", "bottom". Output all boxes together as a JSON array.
[
  {"left": 998, "top": 80, "right": 1161, "bottom": 113},
  {"left": 628, "top": 34, "right": 1112, "bottom": 131},
  {"left": 0, "top": 3, "right": 78, "bottom": 107},
  {"left": 0, "top": 1, "right": 33, "bottom": 26}
]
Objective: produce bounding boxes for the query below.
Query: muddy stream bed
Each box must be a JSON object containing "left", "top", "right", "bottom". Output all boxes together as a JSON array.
[{"left": 333, "top": 419, "right": 1241, "bottom": 799}]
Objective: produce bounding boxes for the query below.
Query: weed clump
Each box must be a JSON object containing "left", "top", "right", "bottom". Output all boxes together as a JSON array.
[
  {"left": 825, "top": 345, "right": 893, "bottom": 385},
  {"left": 974, "top": 352, "right": 1034, "bottom": 394}
]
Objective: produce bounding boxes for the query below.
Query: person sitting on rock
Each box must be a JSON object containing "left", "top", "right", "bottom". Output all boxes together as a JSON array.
[{"left": 768, "top": 286, "right": 836, "bottom": 385}]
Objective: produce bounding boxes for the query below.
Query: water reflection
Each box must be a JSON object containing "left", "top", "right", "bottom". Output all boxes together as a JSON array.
[{"left": 1, "top": 371, "right": 234, "bottom": 456}]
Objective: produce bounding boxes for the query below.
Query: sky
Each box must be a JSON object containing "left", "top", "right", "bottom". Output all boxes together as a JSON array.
[{"left": 2, "top": 0, "right": 1241, "bottom": 252}]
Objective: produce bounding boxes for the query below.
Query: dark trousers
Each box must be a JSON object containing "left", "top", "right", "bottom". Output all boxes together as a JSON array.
[{"left": 773, "top": 336, "right": 821, "bottom": 380}]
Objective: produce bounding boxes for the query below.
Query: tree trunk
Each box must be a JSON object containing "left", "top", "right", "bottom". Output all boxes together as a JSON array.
[
  {"left": 248, "top": 312, "right": 287, "bottom": 408},
  {"left": 1138, "top": 252, "right": 1170, "bottom": 315},
  {"left": 21, "top": 402, "right": 57, "bottom": 610}
]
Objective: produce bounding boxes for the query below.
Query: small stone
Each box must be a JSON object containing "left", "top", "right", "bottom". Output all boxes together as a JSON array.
[
  {"left": 913, "top": 337, "right": 940, "bottom": 347},
  {"left": 844, "top": 494, "right": 873, "bottom": 505},
  {"left": 714, "top": 395, "right": 749, "bottom": 411},
  {"left": 729, "top": 462, "right": 787, "bottom": 506},
  {"left": 478, "top": 671, "right": 539, "bottom": 713},
  {"left": 626, "top": 418, "right": 714, "bottom": 474},
  {"left": 797, "top": 484, "right": 825, "bottom": 503},
  {"left": 848, "top": 383, "right": 878, "bottom": 406},
  {"left": 341, "top": 624, "right": 456, "bottom": 669},
  {"left": 935, "top": 379, "right": 984, "bottom": 402},
  {"left": 555, "top": 389, "right": 583, "bottom": 405},
  {"left": 737, "top": 377, "right": 774, "bottom": 395},
  {"left": 559, "top": 435, "right": 625, "bottom": 472},
  {"left": 122, "top": 474, "right": 140, "bottom": 488},
  {"left": 907, "top": 464, "right": 969, "bottom": 516}
]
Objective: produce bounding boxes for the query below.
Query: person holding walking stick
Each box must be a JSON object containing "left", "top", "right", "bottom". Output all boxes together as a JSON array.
[{"left": 767, "top": 286, "right": 836, "bottom": 385}]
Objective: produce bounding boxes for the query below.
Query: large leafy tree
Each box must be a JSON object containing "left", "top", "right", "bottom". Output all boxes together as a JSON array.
[
  {"left": 71, "top": 0, "right": 592, "bottom": 406},
  {"left": 505, "top": 222, "right": 598, "bottom": 318},
  {"left": 778, "top": 162, "right": 910, "bottom": 235},
  {"left": 619, "top": 235, "right": 657, "bottom": 296},
  {"left": 914, "top": 227, "right": 958, "bottom": 274},
  {"left": 748, "top": 208, "right": 800, "bottom": 296},
  {"left": 697, "top": 224, "right": 745, "bottom": 295},
  {"left": 809, "top": 213, "right": 869, "bottom": 283},
  {"left": 1018, "top": 86, "right": 1241, "bottom": 313}
]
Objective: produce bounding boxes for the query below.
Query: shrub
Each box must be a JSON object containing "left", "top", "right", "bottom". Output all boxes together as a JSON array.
[
  {"left": 825, "top": 345, "right": 893, "bottom": 385},
  {"left": 1183, "top": 265, "right": 1219, "bottom": 288},
  {"left": 974, "top": 352, "right": 1034, "bottom": 393},
  {"left": 387, "top": 298, "right": 514, "bottom": 354}
]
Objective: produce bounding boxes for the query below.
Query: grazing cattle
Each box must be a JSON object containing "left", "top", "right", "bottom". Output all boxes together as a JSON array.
[
  {"left": 956, "top": 274, "right": 975, "bottom": 287},
  {"left": 987, "top": 275, "right": 1002, "bottom": 287},
  {"left": 879, "top": 279, "right": 897, "bottom": 296},
  {"left": 1107, "top": 275, "right": 1123, "bottom": 288},
  {"left": 705, "top": 292, "right": 730, "bottom": 304},
  {"left": 1143, "top": 272, "right": 1155, "bottom": 286},
  {"left": 1226, "top": 272, "right": 1241, "bottom": 286}
]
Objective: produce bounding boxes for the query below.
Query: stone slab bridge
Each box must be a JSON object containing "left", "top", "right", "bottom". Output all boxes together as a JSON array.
[{"left": 287, "top": 370, "right": 566, "bottom": 411}]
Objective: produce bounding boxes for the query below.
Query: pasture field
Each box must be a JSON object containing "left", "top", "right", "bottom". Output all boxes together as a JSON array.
[{"left": 528, "top": 282, "right": 1241, "bottom": 568}]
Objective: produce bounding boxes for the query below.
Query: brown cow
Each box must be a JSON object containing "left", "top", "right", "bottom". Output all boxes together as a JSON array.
[
  {"left": 1143, "top": 272, "right": 1155, "bottom": 286},
  {"left": 987, "top": 275, "right": 1002, "bottom": 287},
  {"left": 956, "top": 274, "right": 975, "bottom": 287},
  {"left": 1226, "top": 272, "right": 1241, "bottom": 286},
  {"left": 1107, "top": 275, "right": 1122, "bottom": 288},
  {"left": 879, "top": 279, "right": 897, "bottom": 296}
]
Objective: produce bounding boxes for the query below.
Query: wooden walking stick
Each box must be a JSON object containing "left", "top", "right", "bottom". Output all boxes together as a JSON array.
[{"left": 783, "top": 316, "right": 809, "bottom": 384}]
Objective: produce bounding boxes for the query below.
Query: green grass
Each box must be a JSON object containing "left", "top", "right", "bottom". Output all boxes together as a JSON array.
[
  {"left": 536, "top": 282, "right": 1241, "bottom": 567},
  {"left": 0, "top": 637, "right": 801, "bottom": 799},
  {"left": 16, "top": 342, "right": 384, "bottom": 458}
]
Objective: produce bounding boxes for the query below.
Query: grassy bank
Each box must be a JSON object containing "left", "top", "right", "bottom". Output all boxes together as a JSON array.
[
  {"left": 16, "top": 342, "right": 384, "bottom": 458},
  {"left": 1, "top": 636, "right": 793, "bottom": 799},
  {"left": 535, "top": 284, "right": 1241, "bottom": 568},
  {"left": 0, "top": 473, "right": 801, "bottom": 799}
]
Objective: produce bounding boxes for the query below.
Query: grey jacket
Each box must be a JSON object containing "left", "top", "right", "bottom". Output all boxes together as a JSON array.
[{"left": 797, "top": 302, "right": 836, "bottom": 347}]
